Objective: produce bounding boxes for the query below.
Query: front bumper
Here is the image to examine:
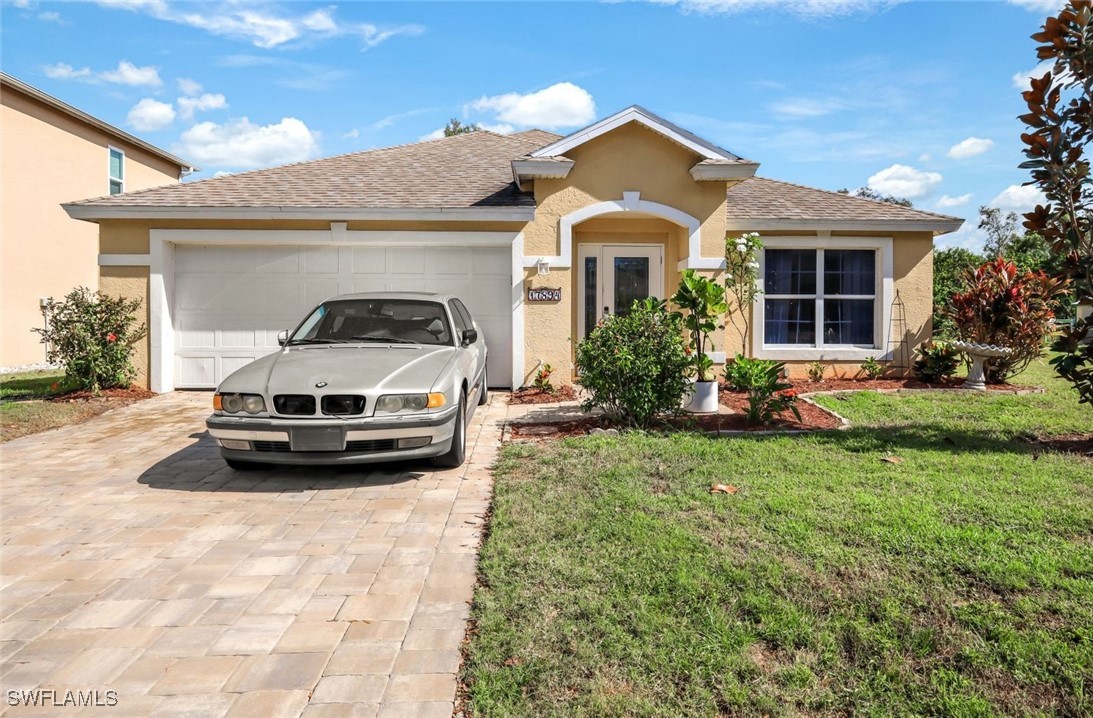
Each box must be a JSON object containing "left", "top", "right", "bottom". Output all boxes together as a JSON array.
[{"left": 206, "top": 405, "right": 458, "bottom": 465}]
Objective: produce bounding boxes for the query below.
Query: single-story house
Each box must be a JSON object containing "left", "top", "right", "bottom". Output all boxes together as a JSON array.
[
  {"left": 1, "top": 72, "right": 196, "bottom": 369},
  {"left": 64, "top": 105, "right": 962, "bottom": 391}
]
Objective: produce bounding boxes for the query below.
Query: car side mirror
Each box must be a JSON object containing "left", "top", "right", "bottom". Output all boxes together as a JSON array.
[
  {"left": 277, "top": 329, "right": 289, "bottom": 346},
  {"left": 461, "top": 328, "right": 478, "bottom": 346}
]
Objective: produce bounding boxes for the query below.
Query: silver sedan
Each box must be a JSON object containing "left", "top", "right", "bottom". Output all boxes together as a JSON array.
[{"left": 205, "top": 292, "right": 488, "bottom": 470}]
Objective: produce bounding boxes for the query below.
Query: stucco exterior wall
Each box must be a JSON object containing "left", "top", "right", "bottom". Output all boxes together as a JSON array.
[
  {"left": 1, "top": 86, "right": 181, "bottom": 367},
  {"left": 99, "top": 267, "right": 150, "bottom": 388}
]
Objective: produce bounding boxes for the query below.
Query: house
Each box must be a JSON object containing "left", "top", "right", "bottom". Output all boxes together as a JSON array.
[
  {"left": 0, "top": 72, "right": 196, "bottom": 369},
  {"left": 63, "top": 106, "right": 961, "bottom": 391}
]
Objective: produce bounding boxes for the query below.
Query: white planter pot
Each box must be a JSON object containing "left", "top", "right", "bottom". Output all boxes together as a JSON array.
[{"left": 684, "top": 380, "right": 719, "bottom": 414}]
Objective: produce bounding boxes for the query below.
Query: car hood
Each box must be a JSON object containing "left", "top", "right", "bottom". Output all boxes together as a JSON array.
[{"left": 218, "top": 344, "right": 457, "bottom": 396}]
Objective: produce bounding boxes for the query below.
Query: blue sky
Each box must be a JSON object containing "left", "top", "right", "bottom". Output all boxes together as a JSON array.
[{"left": 0, "top": 0, "right": 1064, "bottom": 249}]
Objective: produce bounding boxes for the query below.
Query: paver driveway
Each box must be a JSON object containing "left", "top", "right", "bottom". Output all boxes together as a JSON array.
[{"left": 1, "top": 391, "right": 506, "bottom": 717}]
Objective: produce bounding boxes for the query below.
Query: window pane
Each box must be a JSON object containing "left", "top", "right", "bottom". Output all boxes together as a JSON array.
[
  {"left": 613, "top": 257, "right": 649, "bottom": 317},
  {"left": 824, "top": 299, "right": 874, "bottom": 345},
  {"left": 583, "top": 256, "right": 597, "bottom": 338},
  {"left": 109, "top": 179, "right": 123, "bottom": 195},
  {"left": 765, "top": 249, "right": 816, "bottom": 295},
  {"left": 765, "top": 298, "right": 815, "bottom": 345},
  {"left": 448, "top": 301, "right": 468, "bottom": 332},
  {"left": 824, "top": 250, "right": 875, "bottom": 295},
  {"left": 109, "top": 149, "right": 123, "bottom": 180}
]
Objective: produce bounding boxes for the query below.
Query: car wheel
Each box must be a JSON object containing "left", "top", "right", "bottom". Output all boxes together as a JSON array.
[
  {"left": 433, "top": 393, "right": 467, "bottom": 468},
  {"left": 477, "top": 368, "right": 489, "bottom": 406},
  {"left": 225, "top": 459, "right": 263, "bottom": 471}
]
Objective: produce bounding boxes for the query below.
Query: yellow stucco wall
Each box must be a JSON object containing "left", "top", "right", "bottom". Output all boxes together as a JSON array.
[
  {"left": 99, "top": 267, "right": 150, "bottom": 387},
  {"left": 1, "top": 86, "right": 181, "bottom": 367}
]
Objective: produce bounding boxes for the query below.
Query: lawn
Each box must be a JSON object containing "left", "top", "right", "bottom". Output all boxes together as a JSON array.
[
  {"left": 463, "top": 358, "right": 1092, "bottom": 717},
  {"left": 0, "top": 369, "right": 141, "bottom": 441}
]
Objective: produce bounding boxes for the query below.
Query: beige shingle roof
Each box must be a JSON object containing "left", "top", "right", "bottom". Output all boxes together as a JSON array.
[
  {"left": 727, "top": 177, "right": 960, "bottom": 223},
  {"left": 70, "top": 129, "right": 562, "bottom": 210}
]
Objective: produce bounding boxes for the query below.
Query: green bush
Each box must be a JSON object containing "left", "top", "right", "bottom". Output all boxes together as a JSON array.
[
  {"left": 859, "top": 356, "right": 885, "bottom": 379},
  {"left": 34, "top": 287, "right": 146, "bottom": 393},
  {"left": 912, "top": 339, "right": 961, "bottom": 383},
  {"left": 575, "top": 298, "right": 690, "bottom": 428},
  {"left": 723, "top": 355, "right": 801, "bottom": 425}
]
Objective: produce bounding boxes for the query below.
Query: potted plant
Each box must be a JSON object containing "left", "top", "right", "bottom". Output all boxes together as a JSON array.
[{"left": 672, "top": 269, "right": 728, "bottom": 413}]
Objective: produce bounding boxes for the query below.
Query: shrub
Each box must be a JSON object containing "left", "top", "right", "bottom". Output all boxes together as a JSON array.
[
  {"left": 859, "top": 357, "right": 885, "bottom": 380},
  {"left": 944, "top": 258, "right": 1068, "bottom": 383},
  {"left": 532, "top": 363, "right": 554, "bottom": 392},
  {"left": 723, "top": 355, "right": 801, "bottom": 425},
  {"left": 575, "top": 298, "right": 690, "bottom": 428},
  {"left": 933, "top": 247, "right": 984, "bottom": 337},
  {"left": 912, "top": 339, "right": 961, "bottom": 383},
  {"left": 34, "top": 287, "right": 146, "bottom": 393},
  {"left": 671, "top": 270, "right": 727, "bottom": 382},
  {"left": 807, "top": 361, "right": 826, "bottom": 383}
]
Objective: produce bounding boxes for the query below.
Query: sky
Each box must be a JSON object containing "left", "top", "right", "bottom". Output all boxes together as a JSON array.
[{"left": 0, "top": 0, "right": 1067, "bottom": 250}]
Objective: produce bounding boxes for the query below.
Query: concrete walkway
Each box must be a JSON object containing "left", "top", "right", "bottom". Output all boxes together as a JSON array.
[{"left": 1, "top": 391, "right": 506, "bottom": 717}]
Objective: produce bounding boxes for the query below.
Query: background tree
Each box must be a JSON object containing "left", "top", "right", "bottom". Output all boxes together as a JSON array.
[
  {"left": 443, "top": 118, "right": 479, "bottom": 136},
  {"left": 1018, "top": 0, "right": 1092, "bottom": 404},
  {"left": 836, "top": 187, "right": 913, "bottom": 207},
  {"left": 978, "top": 206, "right": 1023, "bottom": 257},
  {"left": 933, "top": 247, "right": 984, "bottom": 336}
]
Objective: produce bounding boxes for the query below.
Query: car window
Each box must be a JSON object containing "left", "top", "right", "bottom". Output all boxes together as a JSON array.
[
  {"left": 289, "top": 299, "right": 453, "bottom": 346},
  {"left": 448, "top": 300, "right": 468, "bottom": 333},
  {"left": 451, "top": 298, "right": 474, "bottom": 330}
]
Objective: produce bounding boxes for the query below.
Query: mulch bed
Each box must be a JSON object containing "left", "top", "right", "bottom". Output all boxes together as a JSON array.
[
  {"left": 508, "top": 385, "right": 578, "bottom": 405},
  {"left": 1024, "top": 433, "right": 1093, "bottom": 458},
  {"left": 51, "top": 386, "right": 157, "bottom": 402},
  {"left": 786, "top": 377, "right": 1037, "bottom": 393}
]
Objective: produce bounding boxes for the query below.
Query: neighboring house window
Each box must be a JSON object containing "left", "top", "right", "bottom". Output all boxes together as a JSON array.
[
  {"left": 756, "top": 237, "right": 893, "bottom": 360},
  {"left": 109, "top": 147, "right": 124, "bottom": 195}
]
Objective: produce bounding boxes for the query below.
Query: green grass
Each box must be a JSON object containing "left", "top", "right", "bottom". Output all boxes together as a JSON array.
[
  {"left": 464, "top": 359, "right": 1092, "bottom": 717},
  {"left": 0, "top": 368, "right": 64, "bottom": 400},
  {"left": 0, "top": 369, "right": 95, "bottom": 441}
]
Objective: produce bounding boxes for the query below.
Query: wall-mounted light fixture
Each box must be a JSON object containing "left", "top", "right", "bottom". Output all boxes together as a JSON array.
[{"left": 536, "top": 258, "right": 550, "bottom": 276}]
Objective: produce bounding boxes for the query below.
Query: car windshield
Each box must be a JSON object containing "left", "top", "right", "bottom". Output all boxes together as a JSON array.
[{"left": 288, "top": 299, "right": 453, "bottom": 346}]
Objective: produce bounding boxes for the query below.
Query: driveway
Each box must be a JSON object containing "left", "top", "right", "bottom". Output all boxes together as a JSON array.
[{"left": 1, "top": 391, "right": 505, "bottom": 717}]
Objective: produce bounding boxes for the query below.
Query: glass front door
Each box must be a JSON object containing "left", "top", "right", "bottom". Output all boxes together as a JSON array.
[{"left": 577, "top": 244, "right": 665, "bottom": 340}]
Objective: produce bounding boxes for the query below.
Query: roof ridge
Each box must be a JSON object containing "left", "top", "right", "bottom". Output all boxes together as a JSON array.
[{"left": 748, "top": 176, "right": 961, "bottom": 221}]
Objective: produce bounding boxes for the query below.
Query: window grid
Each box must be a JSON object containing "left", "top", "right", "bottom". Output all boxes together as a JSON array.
[{"left": 764, "top": 248, "right": 877, "bottom": 349}]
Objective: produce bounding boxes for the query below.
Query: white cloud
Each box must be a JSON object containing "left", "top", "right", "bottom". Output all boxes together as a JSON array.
[
  {"left": 342, "top": 128, "right": 360, "bottom": 140},
  {"left": 38, "top": 10, "right": 63, "bottom": 23},
  {"left": 97, "top": 0, "right": 423, "bottom": 49},
  {"left": 419, "top": 128, "right": 446, "bottom": 142},
  {"left": 479, "top": 123, "right": 515, "bottom": 134},
  {"left": 935, "top": 223, "right": 986, "bottom": 252},
  {"left": 946, "top": 136, "right": 994, "bottom": 160},
  {"left": 99, "top": 60, "right": 161, "bottom": 87},
  {"left": 653, "top": 0, "right": 904, "bottom": 18},
  {"left": 1007, "top": 0, "right": 1063, "bottom": 13},
  {"left": 177, "top": 92, "right": 226, "bottom": 120},
  {"left": 989, "top": 184, "right": 1046, "bottom": 212},
  {"left": 936, "top": 193, "right": 972, "bottom": 208},
  {"left": 469, "top": 82, "right": 596, "bottom": 129},
  {"left": 176, "top": 117, "right": 320, "bottom": 170},
  {"left": 127, "top": 98, "right": 175, "bottom": 131},
  {"left": 177, "top": 77, "right": 202, "bottom": 96},
  {"left": 918, "top": 153, "right": 931, "bottom": 162},
  {"left": 43, "top": 63, "right": 91, "bottom": 80},
  {"left": 867, "top": 164, "right": 943, "bottom": 199},
  {"left": 1012, "top": 60, "right": 1053, "bottom": 89},
  {"left": 769, "top": 97, "right": 844, "bottom": 117}
]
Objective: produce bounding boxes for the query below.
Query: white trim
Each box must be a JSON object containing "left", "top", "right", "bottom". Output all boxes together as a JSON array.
[
  {"left": 511, "top": 232, "right": 526, "bottom": 390},
  {"left": 98, "top": 253, "right": 150, "bottom": 266},
  {"left": 64, "top": 205, "right": 536, "bottom": 222},
  {"left": 531, "top": 105, "right": 743, "bottom": 162},
  {"left": 150, "top": 228, "right": 520, "bottom": 246},
  {"left": 149, "top": 236, "right": 174, "bottom": 393},
  {"left": 108, "top": 145, "right": 124, "bottom": 195},
  {"left": 511, "top": 158, "right": 574, "bottom": 189},
  {"left": 689, "top": 163, "right": 760, "bottom": 181},
  {"left": 725, "top": 218, "right": 963, "bottom": 234},
  {"left": 754, "top": 236, "right": 894, "bottom": 362}
]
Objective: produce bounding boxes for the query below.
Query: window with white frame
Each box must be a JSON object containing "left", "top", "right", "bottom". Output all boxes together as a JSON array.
[
  {"left": 763, "top": 247, "right": 878, "bottom": 348},
  {"left": 108, "top": 147, "right": 124, "bottom": 195}
]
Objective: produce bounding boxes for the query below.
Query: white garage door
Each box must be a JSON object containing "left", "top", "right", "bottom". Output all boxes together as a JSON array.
[{"left": 173, "top": 244, "right": 513, "bottom": 388}]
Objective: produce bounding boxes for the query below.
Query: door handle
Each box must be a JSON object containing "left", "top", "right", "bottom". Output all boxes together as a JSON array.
[{"left": 603, "top": 306, "right": 610, "bottom": 316}]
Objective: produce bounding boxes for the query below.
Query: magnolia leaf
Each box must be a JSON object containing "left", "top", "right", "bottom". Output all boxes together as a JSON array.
[
  {"left": 881, "top": 456, "right": 904, "bottom": 464},
  {"left": 709, "top": 484, "right": 738, "bottom": 494}
]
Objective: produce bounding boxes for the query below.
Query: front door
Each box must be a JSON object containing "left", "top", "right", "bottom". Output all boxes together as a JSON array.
[{"left": 577, "top": 244, "right": 665, "bottom": 340}]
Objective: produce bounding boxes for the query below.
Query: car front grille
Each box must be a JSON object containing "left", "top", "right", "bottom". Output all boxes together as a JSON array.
[
  {"left": 346, "top": 439, "right": 397, "bottom": 452},
  {"left": 273, "top": 394, "right": 316, "bottom": 416},
  {"left": 321, "top": 395, "right": 366, "bottom": 416},
  {"left": 253, "top": 441, "right": 291, "bottom": 452}
]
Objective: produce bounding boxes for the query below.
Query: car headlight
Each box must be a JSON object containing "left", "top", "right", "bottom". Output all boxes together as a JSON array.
[
  {"left": 375, "top": 393, "right": 445, "bottom": 414},
  {"left": 216, "top": 393, "right": 266, "bottom": 414}
]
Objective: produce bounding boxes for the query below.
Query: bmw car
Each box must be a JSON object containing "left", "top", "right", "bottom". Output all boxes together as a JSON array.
[{"left": 205, "top": 292, "right": 488, "bottom": 470}]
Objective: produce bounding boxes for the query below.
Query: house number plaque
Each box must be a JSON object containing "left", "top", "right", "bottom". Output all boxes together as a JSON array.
[{"left": 527, "top": 287, "right": 562, "bottom": 302}]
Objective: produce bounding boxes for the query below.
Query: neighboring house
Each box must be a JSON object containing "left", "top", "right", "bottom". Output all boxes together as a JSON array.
[
  {"left": 64, "top": 106, "right": 961, "bottom": 391},
  {"left": 0, "top": 72, "right": 196, "bottom": 369}
]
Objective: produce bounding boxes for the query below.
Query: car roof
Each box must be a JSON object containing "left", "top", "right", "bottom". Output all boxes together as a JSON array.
[{"left": 324, "top": 291, "right": 458, "bottom": 303}]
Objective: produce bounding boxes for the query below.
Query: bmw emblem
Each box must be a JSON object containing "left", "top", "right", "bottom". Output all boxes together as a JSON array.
[{"left": 315, "top": 381, "right": 328, "bottom": 388}]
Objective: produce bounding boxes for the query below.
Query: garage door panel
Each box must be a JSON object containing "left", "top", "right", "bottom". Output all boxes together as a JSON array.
[{"left": 174, "top": 244, "right": 512, "bottom": 388}]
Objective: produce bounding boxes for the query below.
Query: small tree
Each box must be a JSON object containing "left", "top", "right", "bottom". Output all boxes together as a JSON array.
[
  {"left": 945, "top": 259, "right": 1068, "bottom": 383},
  {"left": 1019, "top": 0, "right": 1092, "bottom": 404},
  {"left": 724, "top": 232, "right": 763, "bottom": 357},
  {"left": 443, "top": 118, "right": 479, "bottom": 136},
  {"left": 671, "top": 270, "right": 727, "bottom": 382},
  {"left": 979, "top": 206, "right": 1024, "bottom": 258},
  {"left": 933, "top": 247, "right": 984, "bottom": 337},
  {"left": 34, "top": 287, "right": 146, "bottom": 393}
]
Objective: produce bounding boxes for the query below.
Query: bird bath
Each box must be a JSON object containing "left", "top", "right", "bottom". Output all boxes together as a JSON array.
[{"left": 951, "top": 341, "right": 1014, "bottom": 391}]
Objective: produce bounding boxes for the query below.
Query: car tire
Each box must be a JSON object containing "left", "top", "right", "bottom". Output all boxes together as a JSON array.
[
  {"left": 225, "top": 459, "right": 263, "bottom": 471},
  {"left": 433, "top": 393, "right": 467, "bottom": 468},
  {"left": 477, "top": 368, "right": 489, "bottom": 406}
]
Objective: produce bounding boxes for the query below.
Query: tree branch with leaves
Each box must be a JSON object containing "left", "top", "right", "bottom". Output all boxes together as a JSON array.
[{"left": 724, "top": 232, "right": 763, "bottom": 357}]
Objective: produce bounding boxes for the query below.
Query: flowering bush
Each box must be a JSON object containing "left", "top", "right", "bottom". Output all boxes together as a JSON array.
[
  {"left": 34, "top": 287, "right": 146, "bottom": 393},
  {"left": 944, "top": 258, "right": 1068, "bottom": 383},
  {"left": 724, "top": 232, "right": 763, "bottom": 356},
  {"left": 912, "top": 339, "right": 961, "bottom": 383},
  {"left": 723, "top": 355, "right": 801, "bottom": 425},
  {"left": 575, "top": 298, "right": 690, "bottom": 428}
]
